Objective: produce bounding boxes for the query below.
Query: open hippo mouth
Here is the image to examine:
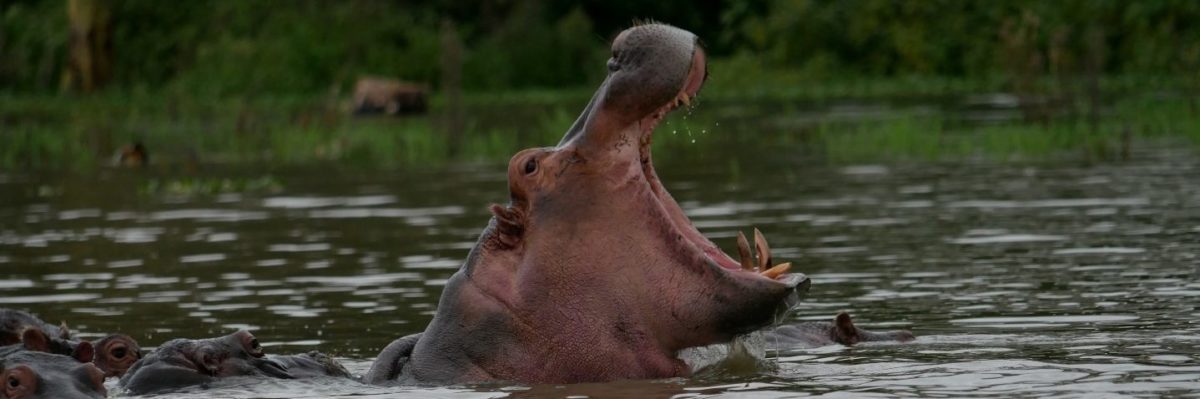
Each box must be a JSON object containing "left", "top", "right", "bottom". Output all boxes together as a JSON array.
[
  {"left": 392, "top": 23, "right": 808, "bottom": 385},
  {"left": 640, "top": 56, "right": 800, "bottom": 283},
  {"left": 552, "top": 22, "right": 808, "bottom": 298}
]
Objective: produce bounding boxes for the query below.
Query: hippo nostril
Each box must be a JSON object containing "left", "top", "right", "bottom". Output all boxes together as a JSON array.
[{"left": 112, "top": 346, "right": 127, "bottom": 359}]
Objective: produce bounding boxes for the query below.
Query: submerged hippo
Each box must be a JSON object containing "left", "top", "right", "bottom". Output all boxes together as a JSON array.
[
  {"left": 1, "top": 326, "right": 94, "bottom": 366},
  {"left": 118, "top": 330, "right": 349, "bottom": 395},
  {"left": 771, "top": 312, "right": 915, "bottom": 347},
  {"left": 0, "top": 348, "right": 107, "bottom": 399},
  {"left": 366, "top": 23, "right": 812, "bottom": 385},
  {"left": 0, "top": 309, "right": 141, "bottom": 378}
]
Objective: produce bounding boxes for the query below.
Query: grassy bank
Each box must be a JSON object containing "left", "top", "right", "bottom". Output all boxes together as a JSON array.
[
  {"left": 1, "top": 76, "right": 1197, "bottom": 171},
  {"left": 811, "top": 95, "right": 1199, "bottom": 163}
]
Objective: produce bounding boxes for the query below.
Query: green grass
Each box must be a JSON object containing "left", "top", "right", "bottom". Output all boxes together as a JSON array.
[
  {"left": 1, "top": 77, "right": 1197, "bottom": 170},
  {"left": 705, "top": 57, "right": 1198, "bottom": 102},
  {"left": 812, "top": 96, "right": 1198, "bottom": 163}
]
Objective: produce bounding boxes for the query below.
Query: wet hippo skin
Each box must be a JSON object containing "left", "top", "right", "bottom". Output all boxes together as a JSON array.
[
  {"left": 117, "top": 330, "right": 349, "bottom": 395},
  {"left": 366, "top": 22, "right": 811, "bottom": 385},
  {"left": 0, "top": 309, "right": 86, "bottom": 361},
  {"left": 0, "top": 348, "right": 107, "bottom": 399},
  {"left": 0, "top": 309, "right": 141, "bottom": 378},
  {"left": 769, "top": 312, "right": 915, "bottom": 347},
  {"left": 268, "top": 351, "right": 352, "bottom": 379}
]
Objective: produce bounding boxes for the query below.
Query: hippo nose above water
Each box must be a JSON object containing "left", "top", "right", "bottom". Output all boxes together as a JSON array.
[{"left": 558, "top": 23, "right": 707, "bottom": 150}]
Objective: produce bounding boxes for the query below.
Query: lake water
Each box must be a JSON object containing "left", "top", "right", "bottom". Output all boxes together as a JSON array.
[{"left": 1, "top": 113, "right": 1198, "bottom": 397}]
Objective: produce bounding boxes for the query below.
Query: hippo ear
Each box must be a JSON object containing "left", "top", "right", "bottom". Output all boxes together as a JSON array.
[
  {"left": 832, "top": 312, "right": 861, "bottom": 346},
  {"left": 72, "top": 340, "right": 96, "bottom": 363},
  {"left": 59, "top": 321, "right": 72, "bottom": 339},
  {"left": 235, "top": 331, "right": 265, "bottom": 358},
  {"left": 20, "top": 328, "right": 50, "bottom": 352}
]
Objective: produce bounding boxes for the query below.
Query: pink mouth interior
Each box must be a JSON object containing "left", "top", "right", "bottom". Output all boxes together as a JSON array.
[{"left": 637, "top": 46, "right": 747, "bottom": 273}]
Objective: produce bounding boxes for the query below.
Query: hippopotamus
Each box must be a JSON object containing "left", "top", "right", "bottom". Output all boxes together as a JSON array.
[
  {"left": 1, "top": 326, "right": 94, "bottom": 365},
  {"left": 365, "top": 23, "right": 814, "bottom": 385},
  {"left": 0, "top": 348, "right": 107, "bottom": 399},
  {"left": 269, "top": 351, "right": 352, "bottom": 379},
  {"left": 1, "top": 310, "right": 84, "bottom": 359},
  {"left": 118, "top": 330, "right": 350, "bottom": 395},
  {"left": 770, "top": 312, "right": 915, "bottom": 347},
  {"left": 0, "top": 309, "right": 141, "bottom": 378}
]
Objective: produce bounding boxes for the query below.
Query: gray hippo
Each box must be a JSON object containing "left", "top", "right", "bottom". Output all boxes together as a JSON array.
[
  {"left": 365, "top": 23, "right": 912, "bottom": 385},
  {"left": 117, "top": 330, "right": 350, "bottom": 395},
  {"left": 0, "top": 347, "right": 107, "bottom": 399},
  {"left": 0, "top": 309, "right": 142, "bottom": 378},
  {"left": 772, "top": 312, "right": 914, "bottom": 347}
]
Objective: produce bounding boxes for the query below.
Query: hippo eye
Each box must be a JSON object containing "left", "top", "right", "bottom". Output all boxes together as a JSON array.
[
  {"left": 523, "top": 158, "right": 537, "bottom": 175},
  {"left": 607, "top": 58, "right": 620, "bottom": 72}
]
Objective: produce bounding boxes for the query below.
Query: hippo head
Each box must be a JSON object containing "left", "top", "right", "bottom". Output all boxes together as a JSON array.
[
  {"left": 119, "top": 331, "right": 291, "bottom": 395},
  {"left": 0, "top": 351, "right": 107, "bottom": 399},
  {"left": 409, "top": 23, "right": 807, "bottom": 384},
  {"left": 16, "top": 327, "right": 94, "bottom": 364}
]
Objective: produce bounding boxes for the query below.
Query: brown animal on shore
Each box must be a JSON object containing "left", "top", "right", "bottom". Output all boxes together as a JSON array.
[
  {"left": 352, "top": 77, "right": 427, "bottom": 115},
  {"left": 114, "top": 142, "right": 148, "bottom": 167}
]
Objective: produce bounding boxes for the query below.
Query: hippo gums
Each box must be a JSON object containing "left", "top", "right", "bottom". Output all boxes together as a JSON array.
[
  {"left": 118, "top": 330, "right": 350, "bottom": 395},
  {"left": 0, "top": 349, "right": 107, "bottom": 399},
  {"left": 365, "top": 23, "right": 811, "bottom": 385}
]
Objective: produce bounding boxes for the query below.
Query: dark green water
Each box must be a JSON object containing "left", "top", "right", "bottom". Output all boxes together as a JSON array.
[{"left": 1, "top": 126, "right": 1198, "bottom": 397}]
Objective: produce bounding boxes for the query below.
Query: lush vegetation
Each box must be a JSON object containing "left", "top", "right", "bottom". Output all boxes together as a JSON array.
[
  {"left": 6, "top": 0, "right": 1198, "bottom": 93},
  {"left": 1, "top": 0, "right": 1198, "bottom": 169}
]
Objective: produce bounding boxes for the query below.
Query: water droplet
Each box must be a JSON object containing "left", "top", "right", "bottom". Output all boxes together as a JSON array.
[{"left": 690, "top": 139, "right": 696, "bottom": 143}]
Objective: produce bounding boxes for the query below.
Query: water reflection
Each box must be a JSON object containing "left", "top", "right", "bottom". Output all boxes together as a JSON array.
[{"left": 2, "top": 145, "right": 1199, "bottom": 397}]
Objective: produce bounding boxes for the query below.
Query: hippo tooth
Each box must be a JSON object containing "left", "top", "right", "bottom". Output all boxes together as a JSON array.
[
  {"left": 761, "top": 262, "right": 791, "bottom": 279},
  {"left": 736, "top": 231, "right": 755, "bottom": 271},
  {"left": 680, "top": 93, "right": 692, "bottom": 107},
  {"left": 753, "top": 228, "right": 772, "bottom": 272}
]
